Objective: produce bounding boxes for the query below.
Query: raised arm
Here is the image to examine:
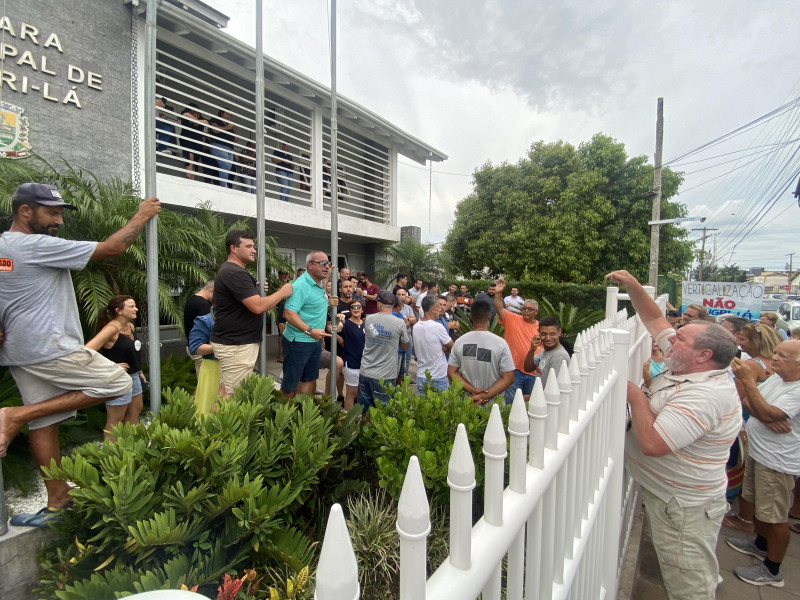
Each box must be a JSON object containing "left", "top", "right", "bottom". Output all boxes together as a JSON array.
[
  {"left": 606, "top": 270, "right": 670, "bottom": 340},
  {"left": 91, "top": 198, "right": 161, "bottom": 260},
  {"left": 494, "top": 279, "right": 507, "bottom": 320}
]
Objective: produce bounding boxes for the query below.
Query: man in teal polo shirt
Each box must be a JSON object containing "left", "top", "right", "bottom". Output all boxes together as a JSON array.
[{"left": 281, "top": 251, "right": 332, "bottom": 398}]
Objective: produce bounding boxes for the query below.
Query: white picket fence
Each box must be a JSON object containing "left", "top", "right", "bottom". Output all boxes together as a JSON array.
[{"left": 313, "top": 286, "right": 661, "bottom": 600}]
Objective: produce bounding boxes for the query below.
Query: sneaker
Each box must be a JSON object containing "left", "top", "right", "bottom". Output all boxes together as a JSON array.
[
  {"left": 734, "top": 562, "right": 783, "bottom": 587},
  {"left": 9, "top": 506, "right": 63, "bottom": 528},
  {"left": 726, "top": 536, "right": 766, "bottom": 560}
]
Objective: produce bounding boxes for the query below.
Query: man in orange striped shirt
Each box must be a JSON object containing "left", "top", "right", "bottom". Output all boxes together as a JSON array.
[{"left": 607, "top": 269, "right": 741, "bottom": 600}]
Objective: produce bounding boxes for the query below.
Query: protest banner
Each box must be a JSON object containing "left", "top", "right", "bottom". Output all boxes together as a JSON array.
[{"left": 681, "top": 281, "right": 764, "bottom": 321}]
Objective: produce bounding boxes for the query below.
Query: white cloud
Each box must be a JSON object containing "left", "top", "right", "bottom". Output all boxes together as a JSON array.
[{"left": 204, "top": 0, "right": 800, "bottom": 270}]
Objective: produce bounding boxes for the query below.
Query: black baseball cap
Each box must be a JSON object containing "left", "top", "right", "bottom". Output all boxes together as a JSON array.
[
  {"left": 377, "top": 290, "right": 395, "bottom": 305},
  {"left": 12, "top": 183, "right": 77, "bottom": 210}
]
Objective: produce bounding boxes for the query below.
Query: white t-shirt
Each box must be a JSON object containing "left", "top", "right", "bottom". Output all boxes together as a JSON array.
[
  {"left": 504, "top": 295, "right": 525, "bottom": 314},
  {"left": 413, "top": 319, "right": 452, "bottom": 380},
  {"left": 746, "top": 374, "right": 800, "bottom": 474},
  {"left": 625, "top": 328, "right": 742, "bottom": 506}
]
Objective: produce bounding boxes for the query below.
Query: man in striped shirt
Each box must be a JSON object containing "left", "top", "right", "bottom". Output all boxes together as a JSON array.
[{"left": 607, "top": 270, "right": 741, "bottom": 600}]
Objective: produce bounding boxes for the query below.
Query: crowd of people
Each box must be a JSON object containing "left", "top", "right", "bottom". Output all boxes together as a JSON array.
[
  {"left": 2, "top": 178, "right": 800, "bottom": 600},
  {"left": 179, "top": 250, "right": 572, "bottom": 416},
  {"left": 156, "top": 97, "right": 304, "bottom": 198},
  {"left": 610, "top": 270, "right": 800, "bottom": 596}
]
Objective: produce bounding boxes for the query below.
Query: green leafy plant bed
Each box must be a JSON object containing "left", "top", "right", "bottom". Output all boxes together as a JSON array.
[
  {"left": 361, "top": 379, "right": 511, "bottom": 506},
  {"left": 37, "top": 375, "right": 362, "bottom": 599}
]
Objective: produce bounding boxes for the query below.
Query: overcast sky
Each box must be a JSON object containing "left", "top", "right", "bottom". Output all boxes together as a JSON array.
[{"left": 203, "top": 0, "right": 799, "bottom": 274}]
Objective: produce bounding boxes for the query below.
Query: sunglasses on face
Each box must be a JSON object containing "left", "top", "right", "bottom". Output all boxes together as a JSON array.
[
  {"left": 351, "top": 305, "right": 363, "bottom": 309},
  {"left": 311, "top": 260, "right": 332, "bottom": 267}
]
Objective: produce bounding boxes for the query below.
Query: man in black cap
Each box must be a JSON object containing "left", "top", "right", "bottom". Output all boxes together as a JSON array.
[{"left": 0, "top": 182, "right": 160, "bottom": 526}]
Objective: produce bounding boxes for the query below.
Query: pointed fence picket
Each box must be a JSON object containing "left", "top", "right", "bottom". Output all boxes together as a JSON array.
[{"left": 314, "top": 289, "right": 668, "bottom": 600}]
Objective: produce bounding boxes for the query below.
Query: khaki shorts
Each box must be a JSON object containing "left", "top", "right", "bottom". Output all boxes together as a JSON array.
[
  {"left": 10, "top": 348, "right": 132, "bottom": 430},
  {"left": 186, "top": 347, "right": 204, "bottom": 377},
  {"left": 742, "top": 456, "right": 797, "bottom": 524},
  {"left": 641, "top": 486, "right": 728, "bottom": 600},
  {"left": 211, "top": 342, "right": 259, "bottom": 394}
]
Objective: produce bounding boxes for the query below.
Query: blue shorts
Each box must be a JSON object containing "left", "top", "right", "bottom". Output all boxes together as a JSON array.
[
  {"left": 416, "top": 376, "right": 448, "bottom": 395},
  {"left": 108, "top": 373, "right": 142, "bottom": 407},
  {"left": 281, "top": 337, "right": 322, "bottom": 393},
  {"left": 504, "top": 370, "right": 536, "bottom": 404},
  {"left": 357, "top": 375, "right": 393, "bottom": 414}
]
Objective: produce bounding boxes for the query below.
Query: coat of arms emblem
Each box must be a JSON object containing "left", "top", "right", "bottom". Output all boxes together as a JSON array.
[{"left": 0, "top": 102, "right": 31, "bottom": 159}]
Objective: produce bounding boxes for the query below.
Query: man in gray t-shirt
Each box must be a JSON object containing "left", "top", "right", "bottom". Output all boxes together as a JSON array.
[
  {"left": 357, "top": 291, "right": 409, "bottom": 412},
  {"left": 0, "top": 182, "right": 160, "bottom": 525},
  {"left": 448, "top": 299, "right": 515, "bottom": 405},
  {"left": 524, "top": 316, "right": 571, "bottom": 387}
]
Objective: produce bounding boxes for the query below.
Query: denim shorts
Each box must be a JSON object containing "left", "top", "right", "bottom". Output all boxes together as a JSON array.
[
  {"left": 281, "top": 337, "right": 322, "bottom": 393},
  {"left": 108, "top": 372, "right": 143, "bottom": 406}
]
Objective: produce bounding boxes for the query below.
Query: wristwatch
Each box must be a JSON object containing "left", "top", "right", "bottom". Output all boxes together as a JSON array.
[{"left": 304, "top": 326, "right": 313, "bottom": 336}]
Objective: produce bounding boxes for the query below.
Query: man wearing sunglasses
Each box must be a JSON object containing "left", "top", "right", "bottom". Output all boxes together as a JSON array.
[
  {"left": 281, "top": 251, "right": 332, "bottom": 398},
  {"left": 607, "top": 269, "right": 740, "bottom": 600}
]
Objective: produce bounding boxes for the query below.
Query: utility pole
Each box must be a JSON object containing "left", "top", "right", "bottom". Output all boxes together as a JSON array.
[
  {"left": 648, "top": 98, "right": 664, "bottom": 289},
  {"left": 691, "top": 227, "right": 718, "bottom": 280},
  {"left": 788, "top": 252, "right": 795, "bottom": 293}
]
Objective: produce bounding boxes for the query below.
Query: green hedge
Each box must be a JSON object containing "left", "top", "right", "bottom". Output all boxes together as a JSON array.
[{"left": 440, "top": 280, "right": 608, "bottom": 312}]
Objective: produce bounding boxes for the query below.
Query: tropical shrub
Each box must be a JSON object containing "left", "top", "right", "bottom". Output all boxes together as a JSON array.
[
  {"left": 536, "top": 297, "right": 606, "bottom": 343},
  {"left": 360, "top": 379, "right": 511, "bottom": 506},
  {"left": 37, "top": 376, "right": 362, "bottom": 599},
  {"left": 440, "top": 280, "right": 607, "bottom": 312}
]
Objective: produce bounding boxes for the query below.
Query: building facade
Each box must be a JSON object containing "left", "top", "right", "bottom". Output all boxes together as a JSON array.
[{"left": 2, "top": 0, "right": 446, "bottom": 273}]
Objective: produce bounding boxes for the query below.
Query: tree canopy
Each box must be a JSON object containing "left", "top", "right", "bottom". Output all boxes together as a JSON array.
[
  {"left": 443, "top": 134, "right": 694, "bottom": 283},
  {"left": 375, "top": 237, "right": 442, "bottom": 287}
]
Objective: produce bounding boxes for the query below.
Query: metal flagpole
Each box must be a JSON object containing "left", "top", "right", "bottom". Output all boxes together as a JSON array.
[
  {"left": 144, "top": 0, "right": 161, "bottom": 412},
  {"left": 256, "top": 0, "right": 267, "bottom": 374},
  {"left": 329, "top": 0, "right": 340, "bottom": 400}
]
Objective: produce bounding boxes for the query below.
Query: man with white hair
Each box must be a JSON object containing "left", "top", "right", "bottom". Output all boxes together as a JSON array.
[
  {"left": 494, "top": 278, "right": 540, "bottom": 403},
  {"left": 281, "top": 251, "right": 332, "bottom": 398},
  {"left": 726, "top": 340, "right": 800, "bottom": 588},
  {"left": 607, "top": 269, "right": 741, "bottom": 600}
]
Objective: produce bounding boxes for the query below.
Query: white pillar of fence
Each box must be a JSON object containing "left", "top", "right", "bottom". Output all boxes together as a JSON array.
[
  {"left": 482, "top": 404, "right": 506, "bottom": 600},
  {"left": 557, "top": 363, "right": 571, "bottom": 435},
  {"left": 314, "top": 504, "right": 360, "bottom": 600},
  {"left": 397, "top": 456, "right": 431, "bottom": 600},
  {"left": 602, "top": 328, "right": 631, "bottom": 598},
  {"left": 528, "top": 382, "right": 547, "bottom": 469},
  {"left": 507, "top": 390, "right": 530, "bottom": 600},
  {"left": 448, "top": 423, "right": 475, "bottom": 571}
]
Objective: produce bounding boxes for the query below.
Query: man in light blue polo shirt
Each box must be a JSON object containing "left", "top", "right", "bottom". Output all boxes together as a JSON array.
[{"left": 281, "top": 251, "right": 332, "bottom": 397}]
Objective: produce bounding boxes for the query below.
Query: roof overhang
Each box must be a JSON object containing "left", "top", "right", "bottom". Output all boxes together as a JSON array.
[{"left": 135, "top": 0, "right": 447, "bottom": 165}]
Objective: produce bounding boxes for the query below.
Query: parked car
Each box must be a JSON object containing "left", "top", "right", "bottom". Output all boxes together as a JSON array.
[
  {"left": 761, "top": 299, "right": 783, "bottom": 312},
  {"left": 778, "top": 301, "right": 800, "bottom": 333},
  {"left": 770, "top": 293, "right": 787, "bottom": 300}
]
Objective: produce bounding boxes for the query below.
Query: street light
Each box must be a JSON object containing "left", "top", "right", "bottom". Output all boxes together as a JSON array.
[{"left": 648, "top": 216, "right": 706, "bottom": 226}]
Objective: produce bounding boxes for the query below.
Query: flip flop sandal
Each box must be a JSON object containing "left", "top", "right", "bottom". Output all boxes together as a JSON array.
[
  {"left": 9, "top": 506, "right": 64, "bottom": 528},
  {"left": 790, "top": 523, "right": 800, "bottom": 534}
]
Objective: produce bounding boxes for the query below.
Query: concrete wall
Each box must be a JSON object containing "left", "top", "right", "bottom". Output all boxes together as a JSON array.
[
  {"left": 2, "top": 0, "right": 132, "bottom": 180},
  {"left": 0, "top": 525, "right": 56, "bottom": 600}
]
